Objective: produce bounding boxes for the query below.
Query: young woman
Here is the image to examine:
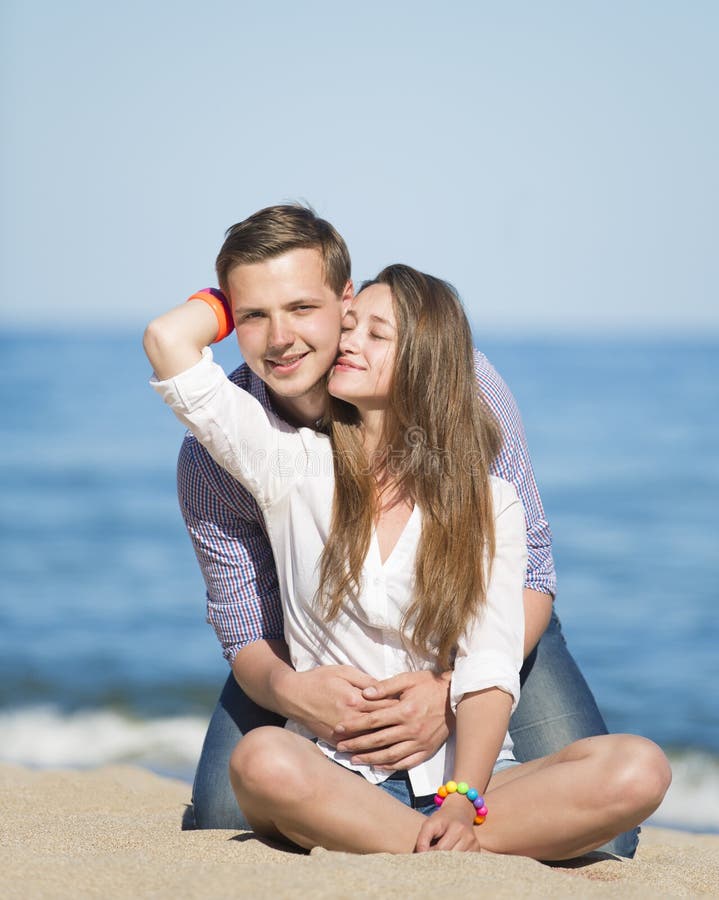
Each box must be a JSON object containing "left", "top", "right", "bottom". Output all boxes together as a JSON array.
[{"left": 145, "top": 264, "right": 670, "bottom": 857}]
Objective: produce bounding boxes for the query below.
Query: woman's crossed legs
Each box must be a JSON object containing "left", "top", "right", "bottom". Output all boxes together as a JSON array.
[{"left": 229, "top": 726, "right": 670, "bottom": 858}]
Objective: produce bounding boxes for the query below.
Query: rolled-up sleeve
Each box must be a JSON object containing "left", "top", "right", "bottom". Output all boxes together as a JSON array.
[
  {"left": 450, "top": 479, "right": 527, "bottom": 713},
  {"left": 475, "top": 350, "right": 557, "bottom": 598},
  {"left": 177, "top": 434, "right": 284, "bottom": 663}
]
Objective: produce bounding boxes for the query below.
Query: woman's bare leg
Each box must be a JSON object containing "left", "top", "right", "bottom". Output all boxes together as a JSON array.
[
  {"left": 229, "top": 726, "right": 428, "bottom": 853},
  {"left": 230, "top": 729, "right": 670, "bottom": 859},
  {"left": 478, "top": 734, "right": 671, "bottom": 860}
]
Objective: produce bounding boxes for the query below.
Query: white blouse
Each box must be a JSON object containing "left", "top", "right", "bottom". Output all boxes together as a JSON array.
[{"left": 152, "top": 348, "right": 527, "bottom": 797}]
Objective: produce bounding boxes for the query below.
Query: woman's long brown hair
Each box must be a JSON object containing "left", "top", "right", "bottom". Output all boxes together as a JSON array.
[{"left": 318, "top": 265, "right": 502, "bottom": 669}]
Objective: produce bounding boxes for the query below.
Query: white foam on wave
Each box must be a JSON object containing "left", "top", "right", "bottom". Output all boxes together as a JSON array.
[
  {"left": 2, "top": 708, "right": 719, "bottom": 831},
  {"left": 0, "top": 706, "right": 205, "bottom": 778},
  {"left": 650, "top": 750, "right": 719, "bottom": 832}
]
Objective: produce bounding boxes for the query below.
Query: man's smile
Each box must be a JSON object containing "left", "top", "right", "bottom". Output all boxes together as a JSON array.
[{"left": 265, "top": 352, "right": 310, "bottom": 374}]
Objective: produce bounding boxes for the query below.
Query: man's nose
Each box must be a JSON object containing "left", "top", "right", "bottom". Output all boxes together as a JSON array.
[{"left": 267, "top": 316, "right": 293, "bottom": 349}]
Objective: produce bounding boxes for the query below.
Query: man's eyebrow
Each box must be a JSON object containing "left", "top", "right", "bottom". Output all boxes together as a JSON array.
[{"left": 233, "top": 296, "right": 324, "bottom": 313}]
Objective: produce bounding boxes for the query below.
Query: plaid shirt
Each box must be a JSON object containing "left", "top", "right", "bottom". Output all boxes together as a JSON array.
[{"left": 177, "top": 351, "right": 556, "bottom": 663}]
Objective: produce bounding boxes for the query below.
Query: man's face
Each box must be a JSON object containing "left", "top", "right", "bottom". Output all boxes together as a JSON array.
[{"left": 228, "top": 248, "right": 352, "bottom": 400}]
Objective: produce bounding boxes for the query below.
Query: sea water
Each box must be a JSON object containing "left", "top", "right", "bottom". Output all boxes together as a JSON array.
[{"left": 1, "top": 331, "right": 717, "bottom": 831}]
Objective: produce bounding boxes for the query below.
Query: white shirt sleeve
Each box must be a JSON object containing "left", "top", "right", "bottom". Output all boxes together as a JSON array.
[
  {"left": 150, "top": 347, "right": 310, "bottom": 511},
  {"left": 450, "top": 478, "right": 527, "bottom": 713}
]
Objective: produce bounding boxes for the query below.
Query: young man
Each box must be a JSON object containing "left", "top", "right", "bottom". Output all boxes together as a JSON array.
[{"left": 177, "top": 204, "right": 638, "bottom": 856}]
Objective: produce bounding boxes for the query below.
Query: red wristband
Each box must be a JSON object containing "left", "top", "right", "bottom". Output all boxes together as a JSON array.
[{"left": 186, "top": 288, "right": 233, "bottom": 342}]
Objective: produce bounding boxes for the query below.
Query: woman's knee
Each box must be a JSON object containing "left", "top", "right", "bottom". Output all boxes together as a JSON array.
[
  {"left": 229, "top": 726, "right": 311, "bottom": 802},
  {"left": 600, "top": 735, "right": 672, "bottom": 816}
]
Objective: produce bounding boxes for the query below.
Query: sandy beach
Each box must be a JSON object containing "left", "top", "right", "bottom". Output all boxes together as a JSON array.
[{"left": 1, "top": 763, "right": 717, "bottom": 898}]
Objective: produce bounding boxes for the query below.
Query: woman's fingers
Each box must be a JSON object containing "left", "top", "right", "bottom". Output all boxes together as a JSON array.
[
  {"left": 432, "top": 820, "right": 478, "bottom": 852},
  {"left": 416, "top": 816, "right": 479, "bottom": 853},
  {"left": 414, "top": 816, "right": 446, "bottom": 853}
]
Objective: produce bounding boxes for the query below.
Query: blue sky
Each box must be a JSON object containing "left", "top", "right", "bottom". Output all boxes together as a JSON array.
[{"left": 1, "top": 1, "right": 717, "bottom": 333}]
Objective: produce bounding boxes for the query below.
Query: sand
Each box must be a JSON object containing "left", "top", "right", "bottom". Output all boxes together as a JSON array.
[{"left": 1, "top": 763, "right": 717, "bottom": 898}]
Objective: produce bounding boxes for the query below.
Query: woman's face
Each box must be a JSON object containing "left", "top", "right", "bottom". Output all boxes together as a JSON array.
[{"left": 327, "top": 284, "right": 397, "bottom": 409}]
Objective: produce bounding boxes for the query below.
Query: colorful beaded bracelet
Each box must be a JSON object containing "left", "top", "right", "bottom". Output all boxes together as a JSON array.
[
  {"left": 434, "top": 780, "right": 488, "bottom": 825},
  {"left": 187, "top": 288, "right": 234, "bottom": 342}
]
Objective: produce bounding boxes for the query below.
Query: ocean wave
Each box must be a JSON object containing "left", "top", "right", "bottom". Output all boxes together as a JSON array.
[
  {"left": 0, "top": 706, "right": 205, "bottom": 780},
  {"left": 650, "top": 749, "right": 719, "bottom": 832},
  {"left": 1, "top": 707, "right": 718, "bottom": 832}
]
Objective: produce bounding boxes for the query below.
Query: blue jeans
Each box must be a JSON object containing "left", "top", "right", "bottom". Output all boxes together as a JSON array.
[
  {"left": 374, "top": 770, "right": 437, "bottom": 815},
  {"left": 191, "top": 611, "right": 639, "bottom": 857}
]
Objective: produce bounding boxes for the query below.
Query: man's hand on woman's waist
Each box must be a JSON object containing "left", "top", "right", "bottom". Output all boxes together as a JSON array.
[
  {"left": 333, "top": 670, "right": 453, "bottom": 769},
  {"left": 232, "top": 640, "right": 452, "bottom": 765}
]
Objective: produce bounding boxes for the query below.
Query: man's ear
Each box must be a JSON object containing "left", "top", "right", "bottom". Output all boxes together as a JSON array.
[{"left": 341, "top": 279, "right": 354, "bottom": 311}]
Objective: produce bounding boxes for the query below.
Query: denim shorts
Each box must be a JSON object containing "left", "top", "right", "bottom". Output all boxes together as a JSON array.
[{"left": 377, "top": 758, "right": 521, "bottom": 817}]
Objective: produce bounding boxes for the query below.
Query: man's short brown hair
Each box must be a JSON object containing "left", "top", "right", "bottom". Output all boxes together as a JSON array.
[{"left": 216, "top": 204, "right": 351, "bottom": 296}]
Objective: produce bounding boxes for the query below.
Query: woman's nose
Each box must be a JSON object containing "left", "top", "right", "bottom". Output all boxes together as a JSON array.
[{"left": 339, "top": 331, "right": 357, "bottom": 354}]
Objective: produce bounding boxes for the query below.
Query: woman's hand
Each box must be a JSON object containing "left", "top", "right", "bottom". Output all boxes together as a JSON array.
[
  {"left": 143, "top": 299, "right": 219, "bottom": 381},
  {"left": 414, "top": 795, "right": 481, "bottom": 853}
]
